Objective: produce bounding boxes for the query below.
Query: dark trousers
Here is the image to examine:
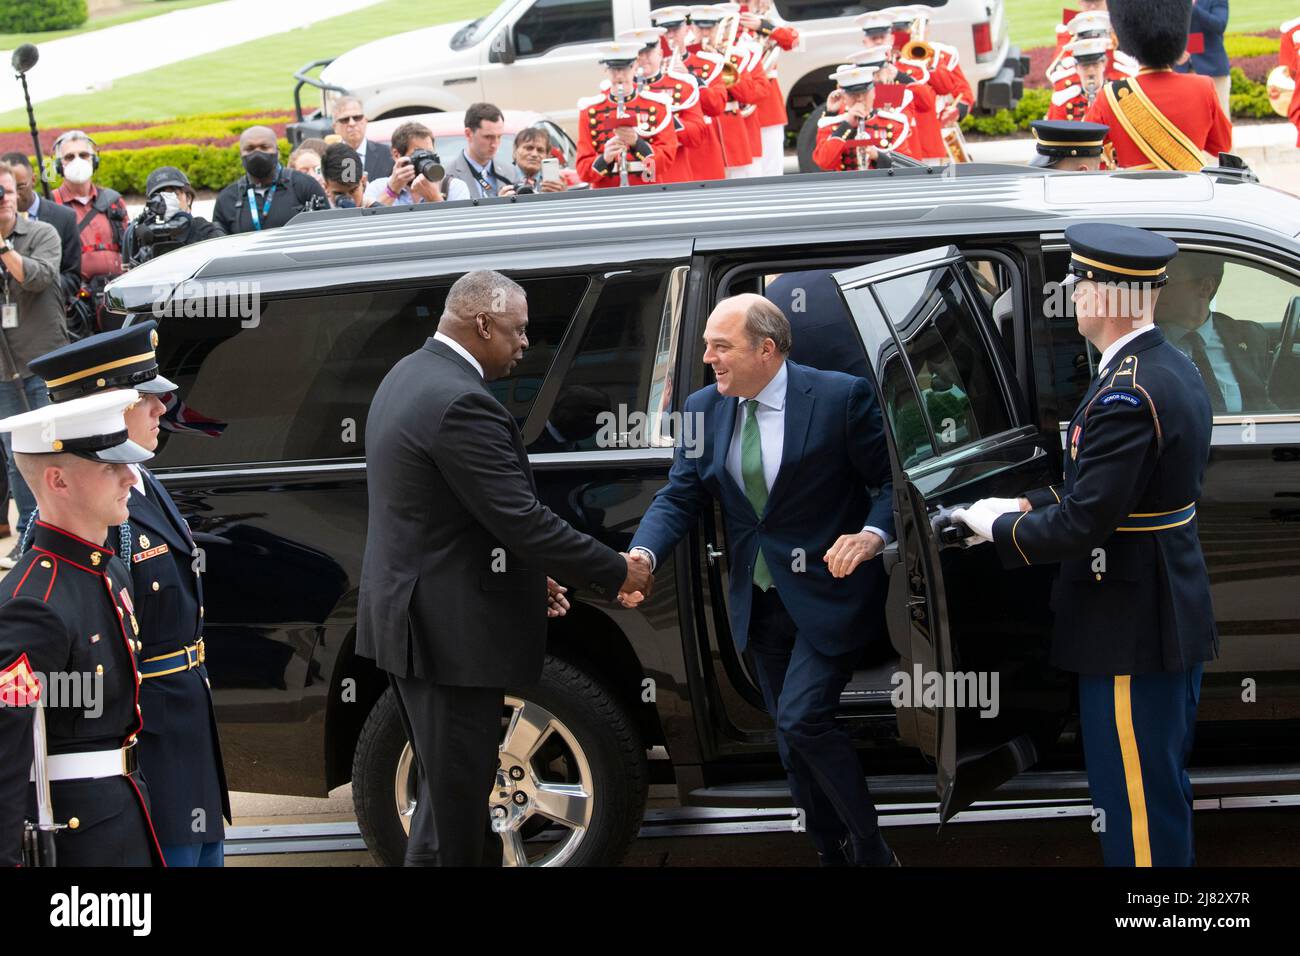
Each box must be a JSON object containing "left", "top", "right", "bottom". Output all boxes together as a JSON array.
[
  {"left": 745, "top": 586, "right": 887, "bottom": 862},
  {"left": 390, "top": 675, "right": 503, "bottom": 867},
  {"left": 1078, "top": 664, "right": 1203, "bottom": 867}
]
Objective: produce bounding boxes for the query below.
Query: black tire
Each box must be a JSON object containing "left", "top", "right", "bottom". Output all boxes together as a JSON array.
[
  {"left": 352, "top": 655, "right": 648, "bottom": 866},
  {"left": 796, "top": 104, "right": 827, "bottom": 174}
]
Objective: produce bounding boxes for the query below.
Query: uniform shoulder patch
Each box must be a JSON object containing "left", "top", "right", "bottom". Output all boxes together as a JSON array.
[
  {"left": 1052, "top": 84, "right": 1083, "bottom": 106},
  {"left": 641, "top": 89, "right": 675, "bottom": 107},
  {"left": 1282, "top": 16, "right": 1300, "bottom": 33},
  {"left": 818, "top": 113, "right": 848, "bottom": 129},
  {"left": 1098, "top": 389, "right": 1143, "bottom": 408},
  {"left": 577, "top": 93, "right": 606, "bottom": 110}
]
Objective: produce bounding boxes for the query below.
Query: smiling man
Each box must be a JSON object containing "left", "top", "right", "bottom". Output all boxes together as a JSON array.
[{"left": 624, "top": 293, "right": 898, "bottom": 867}]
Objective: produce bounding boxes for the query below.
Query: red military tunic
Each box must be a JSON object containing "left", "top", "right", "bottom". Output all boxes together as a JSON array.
[
  {"left": 576, "top": 88, "right": 679, "bottom": 188},
  {"left": 873, "top": 82, "right": 932, "bottom": 160},
  {"left": 1281, "top": 17, "right": 1300, "bottom": 146},
  {"left": 743, "top": 13, "right": 799, "bottom": 128},
  {"left": 813, "top": 110, "right": 911, "bottom": 171},
  {"left": 684, "top": 48, "right": 755, "bottom": 169},
  {"left": 895, "top": 58, "right": 947, "bottom": 160},
  {"left": 1084, "top": 68, "right": 1232, "bottom": 170},
  {"left": 640, "top": 67, "right": 716, "bottom": 182}
]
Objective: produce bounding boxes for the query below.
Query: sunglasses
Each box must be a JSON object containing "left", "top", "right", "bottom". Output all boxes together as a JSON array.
[{"left": 335, "top": 114, "right": 366, "bottom": 125}]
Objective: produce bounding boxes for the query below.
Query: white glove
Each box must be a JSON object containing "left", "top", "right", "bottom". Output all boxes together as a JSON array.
[
  {"left": 951, "top": 502, "right": 998, "bottom": 543},
  {"left": 973, "top": 497, "right": 1023, "bottom": 516}
]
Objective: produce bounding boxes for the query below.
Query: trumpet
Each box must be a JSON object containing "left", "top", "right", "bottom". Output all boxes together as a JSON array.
[
  {"left": 613, "top": 82, "right": 631, "bottom": 188},
  {"left": 902, "top": 39, "right": 933, "bottom": 63},
  {"left": 856, "top": 114, "right": 872, "bottom": 170}
]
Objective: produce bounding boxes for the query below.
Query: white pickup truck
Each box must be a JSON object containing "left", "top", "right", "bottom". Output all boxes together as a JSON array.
[{"left": 289, "top": 0, "right": 1027, "bottom": 165}]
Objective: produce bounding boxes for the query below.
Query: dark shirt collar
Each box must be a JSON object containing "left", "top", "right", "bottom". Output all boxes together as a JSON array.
[{"left": 30, "top": 520, "right": 114, "bottom": 573}]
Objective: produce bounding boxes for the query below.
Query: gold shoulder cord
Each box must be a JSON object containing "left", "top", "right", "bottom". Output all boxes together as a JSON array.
[{"left": 1103, "top": 78, "right": 1204, "bottom": 172}]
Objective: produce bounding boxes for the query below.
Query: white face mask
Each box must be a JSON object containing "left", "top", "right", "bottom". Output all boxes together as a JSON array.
[
  {"left": 160, "top": 191, "right": 183, "bottom": 219},
  {"left": 61, "top": 157, "right": 93, "bottom": 184}
]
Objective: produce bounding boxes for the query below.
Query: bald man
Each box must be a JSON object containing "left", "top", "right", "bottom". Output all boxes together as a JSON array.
[
  {"left": 359, "top": 270, "right": 650, "bottom": 866},
  {"left": 626, "top": 293, "right": 900, "bottom": 866},
  {"left": 213, "top": 125, "right": 328, "bottom": 234}
]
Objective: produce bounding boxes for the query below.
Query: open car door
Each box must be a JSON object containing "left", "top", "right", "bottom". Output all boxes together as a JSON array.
[{"left": 833, "top": 247, "right": 1072, "bottom": 821}]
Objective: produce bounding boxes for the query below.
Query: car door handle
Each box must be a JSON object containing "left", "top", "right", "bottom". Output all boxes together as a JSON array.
[
  {"left": 706, "top": 544, "right": 725, "bottom": 566},
  {"left": 931, "top": 506, "right": 976, "bottom": 547},
  {"left": 443, "top": 76, "right": 477, "bottom": 86},
  {"left": 881, "top": 540, "right": 901, "bottom": 573}
]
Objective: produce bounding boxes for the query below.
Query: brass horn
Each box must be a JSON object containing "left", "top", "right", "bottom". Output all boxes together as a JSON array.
[{"left": 1267, "top": 65, "right": 1295, "bottom": 118}]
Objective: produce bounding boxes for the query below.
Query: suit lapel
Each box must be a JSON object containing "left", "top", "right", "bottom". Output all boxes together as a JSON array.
[
  {"left": 709, "top": 391, "right": 745, "bottom": 499},
  {"left": 765, "top": 363, "right": 813, "bottom": 516}
]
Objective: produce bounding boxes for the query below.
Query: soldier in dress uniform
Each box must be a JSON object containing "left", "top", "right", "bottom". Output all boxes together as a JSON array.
[
  {"left": 1084, "top": 0, "right": 1231, "bottom": 171},
  {"left": 618, "top": 27, "right": 711, "bottom": 183},
  {"left": 1045, "top": 8, "right": 1137, "bottom": 93},
  {"left": 1029, "top": 119, "right": 1112, "bottom": 170},
  {"left": 686, "top": 5, "right": 767, "bottom": 178},
  {"left": 576, "top": 42, "right": 680, "bottom": 189},
  {"left": 862, "top": 9, "right": 948, "bottom": 162},
  {"left": 813, "top": 65, "right": 911, "bottom": 172},
  {"left": 1048, "top": 36, "right": 1119, "bottom": 123},
  {"left": 651, "top": 6, "right": 729, "bottom": 181},
  {"left": 0, "top": 390, "right": 164, "bottom": 866},
  {"left": 1053, "top": 1, "right": 1111, "bottom": 55},
  {"left": 25, "top": 322, "right": 230, "bottom": 867},
  {"left": 738, "top": 0, "right": 800, "bottom": 176},
  {"left": 887, "top": 5, "right": 976, "bottom": 129},
  {"left": 844, "top": 44, "right": 930, "bottom": 161},
  {"left": 955, "top": 224, "right": 1218, "bottom": 866}
]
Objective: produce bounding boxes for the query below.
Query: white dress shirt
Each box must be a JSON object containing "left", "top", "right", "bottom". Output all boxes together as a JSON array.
[
  {"left": 127, "top": 462, "right": 146, "bottom": 497},
  {"left": 433, "top": 331, "right": 484, "bottom": 379},
  {"left": 1163, "top": 317, "right": 1242, "bottom": 414},
  {"left": 634, "top": 362, "right": 889, "bottom": 571}
]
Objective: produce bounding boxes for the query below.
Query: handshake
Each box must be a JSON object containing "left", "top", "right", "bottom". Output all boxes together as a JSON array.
[{"left": 543, "top": 551, "right": 653, "bottom": 620}]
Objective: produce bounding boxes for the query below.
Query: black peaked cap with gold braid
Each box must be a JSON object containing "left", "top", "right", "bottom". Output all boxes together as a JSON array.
[
  {"left": 1062, "top": 222, "right": 1179, "bottom": 287},
  {"left": 30, "top": 320, "right": 178, "bottom": 403}
]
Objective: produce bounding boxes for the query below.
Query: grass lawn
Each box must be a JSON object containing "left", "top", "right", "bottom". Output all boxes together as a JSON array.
[
  {"left": 0, "top": 0, "right": 496, "bottom": 127},
  {"left": 1005, "top": 0, "right": 1297, "bottom": 49},
  {"left": 0, "top": 0, "right": 227, "bottom": 50}
]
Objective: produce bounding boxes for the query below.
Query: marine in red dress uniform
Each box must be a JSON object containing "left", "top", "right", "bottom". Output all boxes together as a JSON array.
[
  {"left": 1083, "top": 0, "right": 1231, "bottom": 171},
  {"left": 652, "top": 7, "right": 728, "bottom": 181},
  {"left": 739, "top": 0, "right": 800, "bottom": 175},
  {"left": 814, "top": 64, "right": 912, "bottom": 172},
  {"left": 576, "top": 42, "right": 679, "bottom": 189},
  {"left": 1048, "top": 36, "right": 1113, "bottom": 122},
  {"left": 682, "top": 5, "right": 765, "bottom": 176},
  {"left": 1280, "top": 16, "right": 1300, "bottom": 147},
  {"left": 618, "top": 26, "right": 713, "bottom": 183}
]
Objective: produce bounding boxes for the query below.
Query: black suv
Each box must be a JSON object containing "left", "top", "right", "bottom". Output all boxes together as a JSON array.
[{"left": 104, "top": 164, "right": 1300, "bottom": 866}]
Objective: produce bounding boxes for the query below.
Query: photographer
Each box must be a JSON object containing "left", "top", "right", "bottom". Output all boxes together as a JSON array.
[
  {"left": 364, "top": 121, "right": 468, "bottom": 206},
  {"left": 50, "top": 130, "right": 129, "bottom": 333},
  {"left": 511, "top": 127, "right": 569, "bottom": 194},
  {"left": 124, "top": 166, "right": 225, "bottom": 266},
  {"left": 213, "top": 126, "right": 328, "bottom": 234},
  {"left": 0, "top": 153, "right": 80, "bottom": 317}
]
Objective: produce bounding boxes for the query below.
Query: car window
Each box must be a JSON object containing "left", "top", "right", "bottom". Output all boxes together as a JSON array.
[
  {"left": 513, "top": 0, "right": 613, "bottom": 58},
  {"left": 148, "top": 276, "right": 587, "bottom": 468},
  {"left": 869, "top": 265, "right": 1013, "bottom": 461},
  {"left": 526, "top": 265, "right": 686, "bottom": 453},
  {"left": 1044, "top": 247, "right": 1300, "bottom": 418}
]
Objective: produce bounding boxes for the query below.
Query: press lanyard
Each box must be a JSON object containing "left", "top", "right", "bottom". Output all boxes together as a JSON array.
[
  {"left": 468, "top": 162, "right": 494, "bottom": 197},
  {"left": 246, "top": 183, "right": 278, "bottom": 231}
]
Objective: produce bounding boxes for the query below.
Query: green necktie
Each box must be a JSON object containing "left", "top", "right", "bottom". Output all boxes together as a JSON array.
[{"left": 741, "top": 399, "right": 773, "bottom": 591}]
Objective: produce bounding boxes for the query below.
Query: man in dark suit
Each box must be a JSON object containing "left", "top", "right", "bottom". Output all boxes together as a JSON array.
[
  {"left": 1156, "top": 253, "right": 1274, "bottom": 413},
  {"left": 765, "top": 270, "right": 870, "bottom": 378},
  {"left": 443, "top": 102, "right": 520, "bottom": 200},
  {"left": 331, "top": 95, "right": 394, "bottom": 183},
  {"left": 3, "top": 152, "right": 81, "bottom": 314},
  {"left": 624, "top": 294, "right": 898, "bottom": 866},
  {"left": 357, "top": 270, "right": 649, "bottom": 866}
]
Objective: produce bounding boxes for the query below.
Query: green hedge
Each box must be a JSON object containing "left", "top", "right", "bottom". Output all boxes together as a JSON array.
[
  {"left": 1224, "top": 35, "right": 1281, "bottom": 59},
  {"left": 26, "top": 141, "right": 292, "bottom": 195},
  {"left": 1229, "top": 66, "right": 1277, "bottom": 120},
  {"left": 0, "top": 0, "right": 87, "bottom": 32}
]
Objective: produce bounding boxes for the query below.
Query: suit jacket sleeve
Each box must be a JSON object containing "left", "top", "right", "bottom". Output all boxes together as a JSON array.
[
  {"left": 431, "top": 389, "right": 627, "bottom": 597},
  {"left": 845, "top": 376, "right": 896, "bottom": 539},
  {"left": 15, "top": 223, "right": 59, "bottom": 293},
  {"left": 213, "top": 186, "right": 237, "bottom": 234},
  {"left": 990, "top": 395, "right": 1157, "bottom": 568},
  {"left": 630, "top": 392, "right": 711, "bottom": 564}
]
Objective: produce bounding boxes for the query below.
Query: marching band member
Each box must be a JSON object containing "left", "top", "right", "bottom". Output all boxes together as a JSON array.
[
  {"left": 1279, "top": 15, "right": 1300, "bottom": 146},
  {"left": 651, "top": 6, "right": 728, "bottom": 181},
  {"left": 619, "top": 26, "right": 714, "bottom": 183},
  {"left": 814, "top": 64, "right": 911, "bottom": 172},
  {"left": 739, "top": 0, "right": 800, "bottom": 176},
  {"left": 843, "top": 44, "right": 930, "bottom": 161},
  {"left": 576, "top": 42, "right": 679, "bottom": 189},
  {"left": 1048, "top": 36, "right": 1114, "bottom": 122},
  {"left": 1053, "top": 0, "right": 1112, "bottom": 57},
  {"left": 885, "top": 5, "right": 973, "bottom": 161},
  {"left": 1046, "top": 10, "right": 1138, "bottom": 92},
  {"left": 683, "top": 5, "right": 765, "bottom": 178}
]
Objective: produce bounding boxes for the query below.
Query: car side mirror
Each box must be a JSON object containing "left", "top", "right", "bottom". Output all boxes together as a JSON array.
[{"left": 490, "top": 27, "right": 516, "bottom": 65}]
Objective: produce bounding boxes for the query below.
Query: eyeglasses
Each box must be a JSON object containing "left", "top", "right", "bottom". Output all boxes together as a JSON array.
[
  {"left": 334, "top": 114, "right": 366, "bottom": 125},
  {"left": 61, "top": 150, "right": 93, "bottom": 162}
]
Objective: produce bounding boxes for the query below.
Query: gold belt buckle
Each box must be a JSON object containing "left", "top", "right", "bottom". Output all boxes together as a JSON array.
[{"left": 195, "top": 638, "right": 205, "bottom": 665}]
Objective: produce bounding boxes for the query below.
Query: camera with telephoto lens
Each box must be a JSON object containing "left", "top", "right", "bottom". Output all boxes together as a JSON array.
[
  {"left": 133, "top": 193, "right": 187, "bottom": 251},
  {"left": 406, "top": 148, "right": 444, "bottom": 182}
]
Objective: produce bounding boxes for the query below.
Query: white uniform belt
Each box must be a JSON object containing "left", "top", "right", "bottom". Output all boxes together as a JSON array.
[{"left": 31, "top": 741, "right": 137, "bottom": 782}]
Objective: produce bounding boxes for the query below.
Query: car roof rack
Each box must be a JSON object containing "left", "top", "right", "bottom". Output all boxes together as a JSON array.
[{"left": 1202, "top": 152, "right": 1259, "bottom": 185}]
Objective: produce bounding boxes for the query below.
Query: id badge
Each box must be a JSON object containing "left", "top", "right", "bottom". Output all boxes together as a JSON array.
[{"left": 1, "top": 303, "right": 16, "bottom": 329}]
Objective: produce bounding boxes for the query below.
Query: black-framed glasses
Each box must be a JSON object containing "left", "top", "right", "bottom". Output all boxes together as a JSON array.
[{"left": 335, "top": 114, "right": 366, "bottom": 125}]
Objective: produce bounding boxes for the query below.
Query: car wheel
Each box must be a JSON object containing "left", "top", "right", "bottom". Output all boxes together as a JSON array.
[
  {"left": 352, "top": 655, "right": 647, "bottom": 866},
  {"left": 796, "top": 104, "right": 827, "bottom": 174}
]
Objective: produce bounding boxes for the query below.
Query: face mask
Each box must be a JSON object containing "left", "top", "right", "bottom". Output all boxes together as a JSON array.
[
  {"left": 161, "top": 191, "right": 183, "bottom": 220},
  {"left": 242, "top": 150, "right": 278, "bottom": 180},
  {"left": 62, "top": 157, "right": 93, "bottom": 184}
]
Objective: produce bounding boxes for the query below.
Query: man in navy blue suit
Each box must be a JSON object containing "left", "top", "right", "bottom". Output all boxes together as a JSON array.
[
  {"left": 1176, "top": 0, "right": 1231, "bottom": 116},
  {"left": 624, "top": 293, "right": 898, "bottom": 866}
]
